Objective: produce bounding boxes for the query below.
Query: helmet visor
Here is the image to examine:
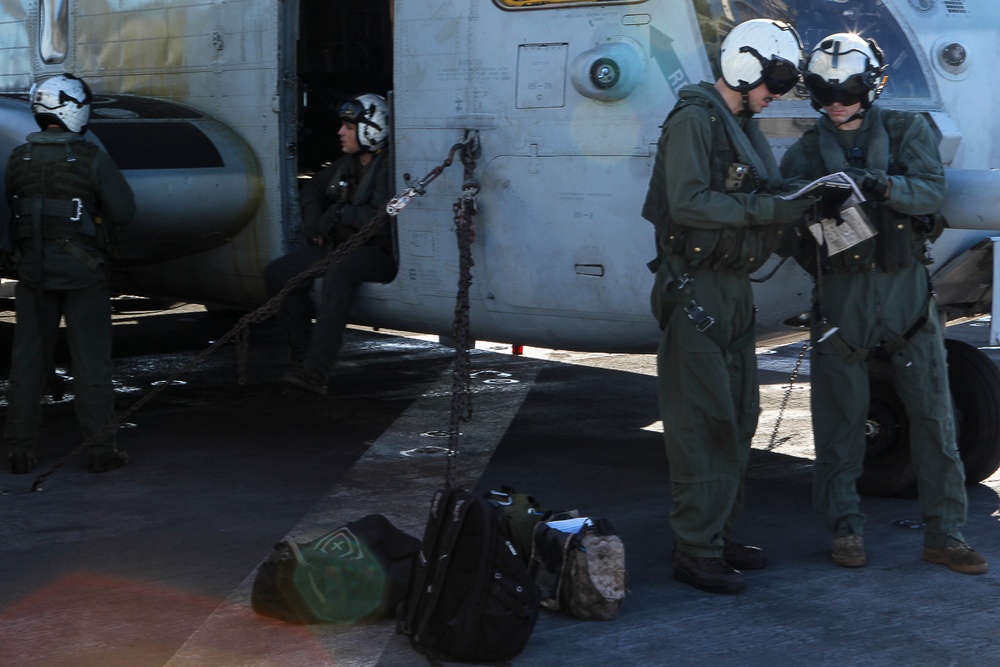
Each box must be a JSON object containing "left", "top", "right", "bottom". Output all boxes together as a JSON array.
[
  {"left": 762, "top": 58, "right": 800, "bottom": 96},
  {"left": 338, "top": 99, "right": 367, "bottom": 124},
  {"left": 804, "top": 73, "right": 868, "bottom": 107},
  {"left": 739, "top": 46, "right": 800, "bottom": 96}
]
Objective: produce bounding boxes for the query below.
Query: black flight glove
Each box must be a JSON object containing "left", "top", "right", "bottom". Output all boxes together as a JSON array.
[
  {"left": 844, "top": 167, "right": 890, "bottom": 202},
  {"left": 772, "top": 197, "right": 815, "bottom": 226}
]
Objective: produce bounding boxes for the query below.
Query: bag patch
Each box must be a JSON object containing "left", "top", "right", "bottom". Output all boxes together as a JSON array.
[
  {"left": 251, "top": 513, "right": 421, "bottom": 624},
  {"left": 399, "top": 487, "right": 539, "bottom": 663},
  {"left": 530, "top": 513, "right": 627, "bottom": 621}
]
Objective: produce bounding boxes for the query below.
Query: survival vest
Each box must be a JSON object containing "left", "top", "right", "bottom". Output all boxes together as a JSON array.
[
  {"left": 643, "top": 96, "right": 784, "bottom": 274},
  {"left": 799, "top": 109, "right": 944, "bottom": 275},
  {"left": 7, "top": 137, "right": 104, "bottom": 247}
]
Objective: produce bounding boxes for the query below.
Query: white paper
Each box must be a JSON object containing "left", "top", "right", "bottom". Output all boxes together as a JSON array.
[
  {"left": 544, "top": 517, "right": 592, "bottom": 534},
  {"left": 780, "top": 171, "right": 866, "bottom": 209},
  {"left": 808, "top": 205, "right": 877, "bottom": 255}
]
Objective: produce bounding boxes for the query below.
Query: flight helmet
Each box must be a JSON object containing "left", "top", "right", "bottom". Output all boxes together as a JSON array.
[
  {"left": 30, "top": 73, "right": 93, "bottom": 134},
  {"left": 338, "top": 93, "right": 390, "bottom": 152},
  {"left": 719, "top": 19, "right": 803, "bottom": 96},
  {"left": 804, "top": 33, "right": 886, "bottom": 111}
]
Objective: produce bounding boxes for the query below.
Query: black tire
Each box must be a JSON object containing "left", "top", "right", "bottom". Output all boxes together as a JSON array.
[
  {"left": 857, "top": 356, "right": 917, "bottom": 497},
  {"left": 857, "top": 338, "right": 1000, "bottom": 497},
  {"left": 944, "top": 338, "right": 1000, "bottom": 484}
]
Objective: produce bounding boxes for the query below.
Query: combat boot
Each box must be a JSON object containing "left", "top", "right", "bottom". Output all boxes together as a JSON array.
[
  {"left": 923, "top": 541, "right": 988, "bottom": 574},
  {"left": 88, "top": 449, "right": 129, "bottom": 473},
  {"left": 279, "top": 364, "right": 328, "bottom": 395},
  {"left": 9, "top": 450, "right": 37, "bottom": 475},
  {"left": 673, "top": 548, "right": 746, "bottom": 594},
  {"left": 831, "top": 534, "right": 866, "bottom": 567},
  {"left": 723, "top": 539, "right": 767, "bottom": 570}
]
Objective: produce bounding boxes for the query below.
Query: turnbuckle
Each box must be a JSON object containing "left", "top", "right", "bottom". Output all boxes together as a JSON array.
[{"left": 385, "top": 132, "right": 480, "bottom": 218}]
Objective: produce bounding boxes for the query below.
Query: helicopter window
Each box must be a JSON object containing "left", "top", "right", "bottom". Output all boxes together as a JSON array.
[
  {"left": 39, "top": 0, "right": 69, "bottom": 64},
  {"left": 695, "top": 0, "right": 931, "bottom": 101},
  {"left": 494, "top": 0, "right": 647, "bottom": 9}
]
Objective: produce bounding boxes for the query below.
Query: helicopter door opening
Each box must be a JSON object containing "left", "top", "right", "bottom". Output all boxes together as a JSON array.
[
  {"left": 290, "top": 0, "right": 397, "bottom": 291},
  {"left": 296, "top": 0, "right": 393, "bottom": 175}
]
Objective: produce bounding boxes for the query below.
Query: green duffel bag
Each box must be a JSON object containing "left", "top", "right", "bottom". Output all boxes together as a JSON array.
[{"left": 251, "top": 513, "right": 421, "bottom": 624}]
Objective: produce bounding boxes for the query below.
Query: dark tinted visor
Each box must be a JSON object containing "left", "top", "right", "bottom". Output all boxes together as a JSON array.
[
  {"left": 762, "top": 59, "right": 800, "bottom": 95},
  {"left": 804, "top": 73, "right": 867, "bottom": 107},
  {"left": 338, "top": 99, "right": 366, "bottom": 123}
]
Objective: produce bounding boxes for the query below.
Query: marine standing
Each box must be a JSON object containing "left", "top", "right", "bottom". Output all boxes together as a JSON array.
[
  {"left": 780, "top": 33, "right": 987, "bottom": 574},
  {"left": 642, "top": 19, "right": 812, "bottom": 594},
  {"left": 3, "top": 73, "right": 135, "bottom": 474}
]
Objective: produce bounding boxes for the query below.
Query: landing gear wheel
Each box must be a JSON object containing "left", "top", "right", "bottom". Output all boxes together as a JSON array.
[
  {"left": 858, "top": 338, "right": 1000, "bottom": 497},
  {"left": 858, "top": 356, "right": 916, "bottom": 497},
  {"left": 944, "top": 338, "right": 1000, "bottom": 484}
]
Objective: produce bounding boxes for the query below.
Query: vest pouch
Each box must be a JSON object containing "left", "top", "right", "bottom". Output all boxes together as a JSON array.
[
  {"left": 679, "top": 227, "right": 719, "bottom": 266},
  {"left": 875, "top": 210, "right": 915, "bottom": 273},
  {"left": 725, "top": 163, "right": 751, "bottom": 192},
  {"left": 650, "top": 263, "right": 678, "bottom": 330},
  {"left": 60, "top": 238, "right": 104, "bottom": 272},
  {"left": 709, "top": 226, "right": 777, "bottom": 272}
]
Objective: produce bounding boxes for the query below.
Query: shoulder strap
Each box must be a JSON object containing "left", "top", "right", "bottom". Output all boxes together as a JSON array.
[
  {"left": 879, "top": 108, "right": 917, "bottom": 165},
  {"left": 405, "top": 488, "right": 485, "bottom": 644}
]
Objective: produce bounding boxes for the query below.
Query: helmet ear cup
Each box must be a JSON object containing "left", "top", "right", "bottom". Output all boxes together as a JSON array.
[{"left": 30, "top": 73, "right": 93, "bottom": 134}]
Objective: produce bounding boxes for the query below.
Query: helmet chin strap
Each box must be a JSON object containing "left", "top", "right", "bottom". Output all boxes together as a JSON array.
[
  {"left": 828, "top": 108, "right": 866, "bottom": 127},
  {"left": 739, "top": 91, "right": 754, "bottom": 117}
]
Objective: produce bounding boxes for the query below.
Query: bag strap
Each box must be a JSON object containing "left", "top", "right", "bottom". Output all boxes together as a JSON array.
[
  {"left": 406, "top": 488, "right": 479, "bottom": 643},
  {"left": 401, "top": 489, "right": 446, "bottom": 635}
]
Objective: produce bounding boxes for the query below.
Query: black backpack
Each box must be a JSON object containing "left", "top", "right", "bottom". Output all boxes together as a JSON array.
[
  {"left": 251, "top": 513, "right": 421, "bottom": 624},
  {"left": 484, "top": 486, "right": 544, "bottom": 567},
  {"left": 399, "top": 486, "right": 539, "bottom": 663}
]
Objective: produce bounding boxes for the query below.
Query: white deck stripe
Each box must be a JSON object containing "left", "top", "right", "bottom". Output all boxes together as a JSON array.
[{"left": 163, "top": 356, "right": 537, "bottom": 667}]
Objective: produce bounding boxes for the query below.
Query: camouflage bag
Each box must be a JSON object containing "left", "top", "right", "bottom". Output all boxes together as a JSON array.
[{"left": 530, "top": 514, "right": 627, "bottom": 621}]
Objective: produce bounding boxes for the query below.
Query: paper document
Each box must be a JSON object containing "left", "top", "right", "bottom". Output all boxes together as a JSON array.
[
  {"left": 808, "top": 206, "right": 877, "bottom": 255},
  {"left": 780, "top": 171, "right": 866, "bottom": 209},
  {"left": 544, "top": 517, "right": 592, "bottom": 534}
]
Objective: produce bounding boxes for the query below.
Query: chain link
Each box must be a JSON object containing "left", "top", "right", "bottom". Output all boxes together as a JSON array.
[
  {"left": 765, "top": 339, "right": 810, "bottom": 451},
  {"left": 444, "top": 137, "right": 480, "bottom": 489}
]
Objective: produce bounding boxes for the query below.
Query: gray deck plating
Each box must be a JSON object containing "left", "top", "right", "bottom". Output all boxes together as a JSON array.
[{"left": 1, "top": 304, "right": 997, "bottom": 666}]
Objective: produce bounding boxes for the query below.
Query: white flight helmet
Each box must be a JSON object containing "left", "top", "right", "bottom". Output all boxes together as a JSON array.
[
  {"left": 30, "top": 73, "right": 93, "bottom": 134},
  {"left": 805, "top": 33, "right": 886, "bottom": 111},
  {"left": 338, "top": 93, "right": 390, "bottom": 153},
  {"left": 719, "top": 18, "right": 803, "bottom": 95}
]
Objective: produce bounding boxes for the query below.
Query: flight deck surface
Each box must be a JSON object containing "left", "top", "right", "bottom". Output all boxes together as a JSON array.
[{"left": 1, "top": 303, "right": 998, "bottom": 667}]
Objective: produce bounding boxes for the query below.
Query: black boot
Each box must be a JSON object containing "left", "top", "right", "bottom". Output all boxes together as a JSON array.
[
  {"left": 673, "top": 548, "right": 746, "bottom": 594},
  {"left": 722, "top": 539, "right": 767, "bottom": 570},
  {"left": 88, "top": 449, "right": 129, "bottom": 473},
  {"left": 9, "top": 451, "right": 37, "bottom": 475}
]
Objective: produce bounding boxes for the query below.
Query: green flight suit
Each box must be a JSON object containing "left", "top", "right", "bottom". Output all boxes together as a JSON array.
[
  {"left": 3, "top": 129, "right": 135, "bottom": 458},
  {"left": 642, "top": 82, "right": 808, "bottom": 558},
  {"left": 780, "top": 106, "right": 966, "bottom": 549}
]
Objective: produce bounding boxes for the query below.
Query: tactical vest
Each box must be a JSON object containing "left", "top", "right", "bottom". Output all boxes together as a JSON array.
[
  {"left": 8, "top": 139, "right": 103, "bottom": 246},
  {"left": 815, "top": 109, "right": 942, "bottom": 275},
  {"left": 320, "top": 149, "right": 390, "bottom": 251},
  {"left": 645, "top": 97, "right": 783, "bottom": 273}
]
